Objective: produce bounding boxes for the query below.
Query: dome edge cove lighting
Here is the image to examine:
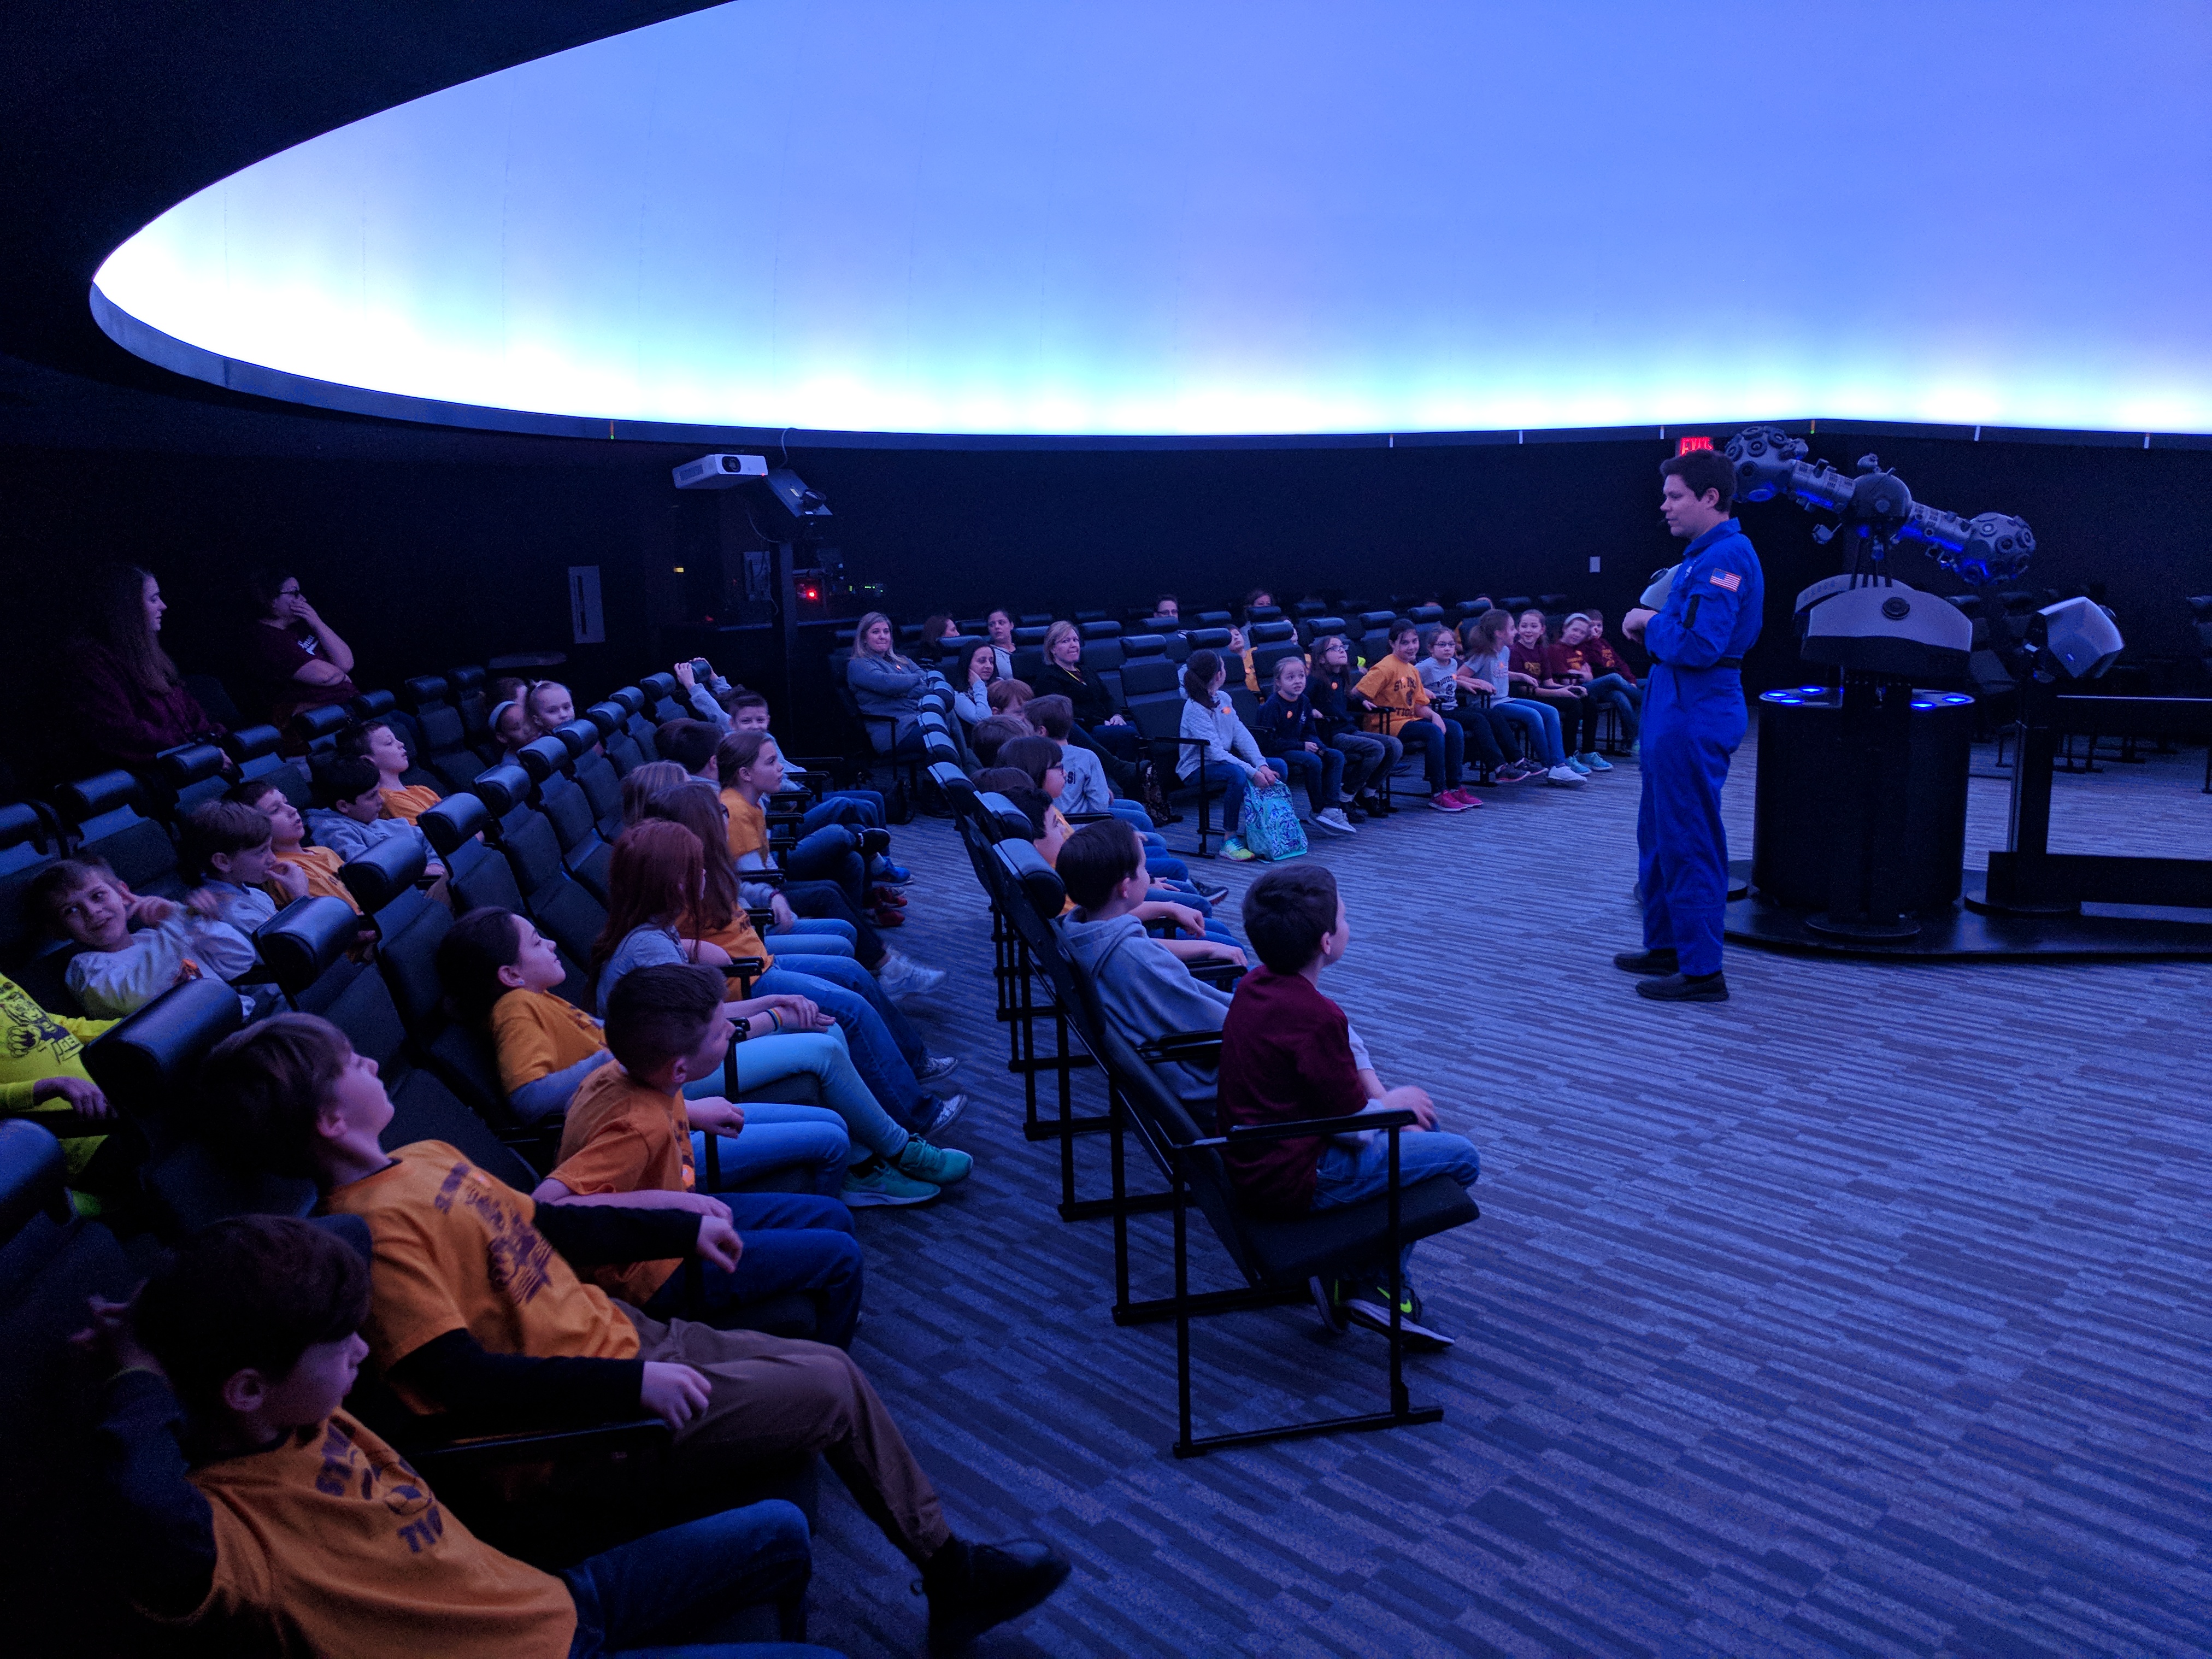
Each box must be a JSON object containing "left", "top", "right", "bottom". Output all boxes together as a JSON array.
[{"left": 91, "top": 1, "right": 2212, "bottom": 442}]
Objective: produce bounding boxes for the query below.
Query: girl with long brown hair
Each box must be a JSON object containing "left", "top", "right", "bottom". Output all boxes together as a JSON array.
[
  {"left": 72, "top": 564, "right": 227, "bottom": 767},
  {"left": 593, "top": 820, "right": 972, "bottom": 1197}
]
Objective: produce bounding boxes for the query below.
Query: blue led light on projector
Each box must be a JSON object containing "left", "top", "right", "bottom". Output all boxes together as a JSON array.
[{"left": 87, "top": 1, "right": 2212, "bottom": 440}]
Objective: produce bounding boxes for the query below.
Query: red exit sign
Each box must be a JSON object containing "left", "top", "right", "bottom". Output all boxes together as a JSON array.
[{"left": 1674, "top": 435, "right": 1714, "bottom": 455}]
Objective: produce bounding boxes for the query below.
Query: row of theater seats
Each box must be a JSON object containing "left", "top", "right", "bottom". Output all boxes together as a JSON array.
[
  {"left": 923, "top": 758, "right": 1480, "bottom": 1457},
  {"left": 0, "top": 658, "right": 866, "bottom": 1648},
  {"left": 891, "top": 595, "right": 1579, "bottom": 653},
  {"left": 2, "top": 666, "right": 823, "bottom": 1226}
]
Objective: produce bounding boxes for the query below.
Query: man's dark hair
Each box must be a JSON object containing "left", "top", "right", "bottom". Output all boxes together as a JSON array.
[
  {"left": 604, "top": 962, "right": 725, "bottom": 1076},
  {"left": 968, "top": 715, "right": 1032, "bottom": 768},
  {"left": 311, "top": 754, "right": 380, "bottom": 808},
  {"left": 1057, "top": 819, "right": 1144, "bottom": 910},
  {"left": 134, "top": 1216, "right": 370, "bottom": 1418},
  {"left": 1242, "top": 863, "right": 1342, "bottom": 974},
  {"left": 997, "top": 736, "right": 1064, "bottom": 789},
  {"left": 727, "top": 691, "right": 770, "bottom": 717},
  {"left": 180, "top": 800, "right": 274, "bottom": 881},
  {"left": 1024, "top": 693, "right": 1075, "bottom": 741},
  {"left": 1659, "top": 447, "right": 1736, "bottom": 509},
  {"left": 196, "top": 1014, "right": 355, "bottom": 1180},
  {"left": 1388, "top": 615, "right": 1418, "bottom": 644},
  {"left": 655, "top": 719, "right": 720, "bottom": 776}
]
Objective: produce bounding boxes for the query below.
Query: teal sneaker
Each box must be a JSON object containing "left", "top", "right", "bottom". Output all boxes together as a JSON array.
[
  {"left": 1566, "top": 757, "right": 1592, "bottom": 776},
  {"left": 841, "top": 1156, "right": 940, "bottom": 1207},
  {"left": 1218, "top": 838, "right": 1256, "bottom": 861},
  {"left": 1579, "top": 751, "right": 1614, "bottom": 772},
  {"left": 897, "top": 1135, "right": 973, "bottom": 1186}
]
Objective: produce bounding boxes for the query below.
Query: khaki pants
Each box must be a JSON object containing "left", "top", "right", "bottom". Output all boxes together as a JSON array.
[{"left": 621, "top": 1305, "right": 950, "bottom": 1563}]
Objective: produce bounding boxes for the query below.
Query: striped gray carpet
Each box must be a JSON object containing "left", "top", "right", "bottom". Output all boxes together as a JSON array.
[{"left": 797, "top": 731, "right": 2212, "bottom": 1658}]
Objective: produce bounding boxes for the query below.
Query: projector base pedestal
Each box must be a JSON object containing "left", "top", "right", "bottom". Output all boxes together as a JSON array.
[{"left": 1725, "top": 863, "right": 2212, "bottom": 961}]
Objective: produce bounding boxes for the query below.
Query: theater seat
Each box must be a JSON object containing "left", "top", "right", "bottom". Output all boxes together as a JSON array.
[
  {"left": 291, "top": 702, "right": 351, "bottom": 757},
  {"left": 151, "top": 740, "right": 231, "bottom": 821},
  {"left": 55, "top": 770, "right": 184, "bottom": 898},
  {"left": 221, "top": 725, "right": 311, "bottom": 807},
  {"left": 554, "top": 717, "right": 625, "bottom": 837}
]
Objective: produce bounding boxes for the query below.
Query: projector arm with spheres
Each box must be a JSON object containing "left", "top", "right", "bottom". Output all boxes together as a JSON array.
[{"left": 1722, "top": 427, "right": 2035, "bottom": 587}]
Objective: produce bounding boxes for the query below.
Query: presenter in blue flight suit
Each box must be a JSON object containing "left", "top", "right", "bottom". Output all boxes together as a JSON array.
[{"left": 1615, "top": 448, "right": 1763, "bottom": 1002}]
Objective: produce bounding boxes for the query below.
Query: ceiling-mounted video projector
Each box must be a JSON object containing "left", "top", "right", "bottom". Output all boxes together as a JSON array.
[{"left": 671, "top": 452, "right": 769, "bottom": 489}]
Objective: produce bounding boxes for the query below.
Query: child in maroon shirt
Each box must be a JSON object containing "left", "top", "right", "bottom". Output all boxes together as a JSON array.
[{"left": 1219, "top": 864, "right": 1478, "bottom": 1349}]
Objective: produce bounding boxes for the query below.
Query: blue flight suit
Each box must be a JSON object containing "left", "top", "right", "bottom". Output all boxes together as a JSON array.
[{"left": 1637, "top": 517, "right": 1763, "bottom": 976}]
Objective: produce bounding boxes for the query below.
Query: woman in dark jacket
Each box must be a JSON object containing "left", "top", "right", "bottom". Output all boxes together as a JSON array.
[
  {"left": 72, "top": 565, "right": 227, "bottom": 768},
  {"left": 1032, "top": 619, "right": 1150, "bottom": 799}
]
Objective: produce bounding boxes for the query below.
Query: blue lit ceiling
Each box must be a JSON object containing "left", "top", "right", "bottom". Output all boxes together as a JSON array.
[{"left": 91, "top": 1, "right": 2212, "bottom": 442}]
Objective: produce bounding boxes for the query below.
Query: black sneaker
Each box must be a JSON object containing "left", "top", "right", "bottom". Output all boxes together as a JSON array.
[
  {"left": 1346, "top": 804, "right": 1369, "bottom": 822},
  {"left": 1191, "top": 879, "right": 1232, "bottom": 904},
  {"left": 1612, "top": 947, "right": 1679, "bottom": 975},
  {"left": 1336, "top": 1279, "right": 1454, "bottom": 1351},
  {"left": 922, "top": 1537, "right": 1073, "bottom": 1654},
  {"left": 1636, "top": 971, "right": 1728, "bottom": 1002}
]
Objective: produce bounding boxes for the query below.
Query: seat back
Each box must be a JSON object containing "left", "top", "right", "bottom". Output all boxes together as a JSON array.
[
  {"left": 256, "top": 896, "right": 366, "bottom": 998},
  {"left": 446, "top": 666, "right": 490, "bottom": 744},
  {"left": 55, "top": 771, "right": 183, "bottom": 897},
  {"left": 1248, "top": 619, "right": 1296, "bottom": 644},
  {"left": 1251, "top": 639, "right": 1304, "bottom": 687},
  {"left": 292, "top": 702, "right": 351, "bottom": 757},
  {"left": 399, "top": 674, "right": 450, "bottom": 713},
  {"left": 222, "top": 725, "right": 312, "bottom": 806},
  {"left": 154, "top": 740, "right": 232, "bottom": 819},
  {"left": 562, "top": 726, "right": 625, "bottom": 836},
  {"left": 338, "top": 833, "right": 430, "bottom": 921},
  {"left": 639, "top": 672, "right": 684, "bottom": 723}
]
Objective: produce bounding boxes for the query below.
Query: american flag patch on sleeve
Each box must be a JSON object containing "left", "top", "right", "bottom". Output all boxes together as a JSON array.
[{"left": 1708, "top": 569, "right": 1742, "bottom": 592}]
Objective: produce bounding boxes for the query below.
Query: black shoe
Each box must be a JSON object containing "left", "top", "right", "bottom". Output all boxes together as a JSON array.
[
  {"left": 1191, "top": 878, "right": 1232, "bottom": 904},
  {"left": 1336, "top": 1279, "right": 1455, "bottom": 1350},
  {"left": 1612, "top": 947, "right": 1679, "bottom": 975},
  {"left": 1346, "top": 804, "right": 1368, "bottom": 823},
  {"left": 923, "top": 1538, "right": 1073, "bottom": 1654},
  {"left": 1635, "top": 971, "right": 1728, "bottom": 1002},
  {"left": 859, "top": 826, "right": 892, "bottom": 857}
]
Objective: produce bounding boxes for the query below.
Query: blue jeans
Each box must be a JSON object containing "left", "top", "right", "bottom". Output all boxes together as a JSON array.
[
  {"left": 1331, "top": 731, "right": 1396, "bottom": 799},
  {"left": 1109, "top": 801, "right": 1193, "bottom": 883},
  {"left": 1311, "top": 1129, "right": 1481, "bottom": 1280},
  {"left": 1499, "top": 699, "right": 1564, "bottom": 766},
  {"left": 780, "top": 879, "right": 884, "bottom": 969},
  {"left": 770, "top": 919, "right": 856, "bottom": 960},
  {"left": 1273, "top": 745, "right": 1345, "bottom": 814},
  {"left": 802, "top": 793, "right": 881, "bottom": 834},
  {"left": 761, "top": 952, "right": 925, "bottom": 1067},
  {"left": 1587, "top": 673, "right": 1642, "bottom": 739},
  {"left": 1396, "top": 717, "right": 1464, "bottom": 793},
  {"left": 560, "top": 1498, "right": 828, "bottom": 1657},
  {"left": 1187, "top": 759, "right": 1249, "bottom": 836},
  {"left": 686, "top": 1029, "right": 914, "bottom": 1163},
  {"left": 784, "top": 827, "right": 868, "bottom": 910},
  {"left": 690, "top": 1105, "right": 850, "bottom": 1197},
  {"left": 752, "top": 966, "right": 928, "bottom": 1129},
  {"left": 644, "top": 1191, "right": 863, "bottom": 1348}
]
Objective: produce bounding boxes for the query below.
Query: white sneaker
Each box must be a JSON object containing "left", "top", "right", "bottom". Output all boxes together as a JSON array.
[
  {"left": 1546, "top": 764, "right": 1587, "bottom": 786},
  {"left": 875, "top": 951, "right": 946, "bottom": 999},
  {"left": 1314, "top": 808, "right": 1358, "bottom": 836}
]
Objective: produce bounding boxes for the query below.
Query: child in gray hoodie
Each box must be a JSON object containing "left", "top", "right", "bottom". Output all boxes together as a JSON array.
[{"left": 1055, "top": 820, "right": 1385, "bottom": 1112}]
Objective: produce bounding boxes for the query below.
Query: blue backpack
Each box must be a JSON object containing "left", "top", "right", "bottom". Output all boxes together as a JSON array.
[{"left": 1239, "top": 776, "right": 1308, "bottom": 862}]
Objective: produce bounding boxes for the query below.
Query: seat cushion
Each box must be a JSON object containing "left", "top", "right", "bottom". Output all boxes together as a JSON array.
[{"left": 1237, "top": 1174, "right": 1478, "bottom": 1286}]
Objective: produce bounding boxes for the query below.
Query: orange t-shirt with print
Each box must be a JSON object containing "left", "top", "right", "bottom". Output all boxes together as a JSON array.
[
  {"left": 378, "top": 784, "right": 444, "bottom": 826},
  {"left": 721, "top": 788, "right": 769, "bottom": 862},
  {"left": 173, "top": 1410, "right": 574, "bottom": 1658},
  {"left": 1352, "top": 659, "right": 1430, "bottom": 735},
  {"left": 272, "top": 845, "right": 360, "bottom": 913},
  {"left": 490, "top": 989, "right": 607, "bottom": 1096},
  {"left": 322, "top": 1142, "right": 639, "bottom": 1412},
  {"left": 548, "top": 1067, "right": 694, "bottom": 1305}
]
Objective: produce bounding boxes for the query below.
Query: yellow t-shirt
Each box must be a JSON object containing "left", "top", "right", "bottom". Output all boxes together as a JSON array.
[
  {"left": 490, "top": 989, "right": 607, "bottom": 1097},
  {"left": 720, "top": 787, "right": 769, "bottom": 862},
  {"left": 0, "top": 971, "right": 113, "bottom": 1179},
  {"left": 323, "top": 1142, "right": 639, "bottom": 1413},
  {"left": 174, "top": 1410, "right": 574, "bottom": 1659},
  {"left": 549, "top": 1066, "right": 693, "bottom": 1305},
  {"left": 1353, "top": 659, "right": 1431, "bottom": 735},
  {"left": 379, "top": 784, "right": 444, "bottom": 826},
  {"left": 272, "top": 844, "right": 361, "bottom": 913}
]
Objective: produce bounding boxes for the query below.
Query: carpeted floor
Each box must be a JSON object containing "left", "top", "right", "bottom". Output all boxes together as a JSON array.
[{"left": 796, "top": 730, "right": 2212, "bottom": 1658}]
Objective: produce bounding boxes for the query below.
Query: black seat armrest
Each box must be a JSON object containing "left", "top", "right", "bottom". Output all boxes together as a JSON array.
[
  {"left": 1137, "top": 1029, "right": 1225, "bottom": 1066},
  {"left": 1205, "top": 1106, "right": 1419, "bottom": 1147}
]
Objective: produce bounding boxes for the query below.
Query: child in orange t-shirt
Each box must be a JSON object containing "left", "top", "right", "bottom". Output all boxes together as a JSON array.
[
  {"left": 536, "top": 962, "right": 869, "bottom": 1344},
  {"left": 1352, "top": 618, "right": 1467, "bottom": 806},
  {"left": 188, "top": 1010, "right": 1082, "bottom": 1643},
  {"left": 228, "top": 776, "right": 364, "bottom": 914},
  {"left": 345, "top": 719, "right": 443, "bottom": 825},
  {"left": 77, "top": 1213, "right": 814, "bottom": 1659}
]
